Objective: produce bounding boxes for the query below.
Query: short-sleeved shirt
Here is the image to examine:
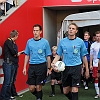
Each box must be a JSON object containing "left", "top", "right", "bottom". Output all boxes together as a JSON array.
[
  {"left": 84, "top": 40, "right": 92, "bottom": 62},
  {"left": 24, "top": 38, "right": 51, "bottom": 64},
  {"left": 90, "top": 42, "right": 100, "bottom": 67},
  {"left": 57, "top": 37, "right": 88, "bottom": 66}
]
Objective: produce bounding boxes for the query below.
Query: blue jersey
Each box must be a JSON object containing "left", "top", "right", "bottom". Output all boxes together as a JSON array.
[
  {"left": 98, "top": 49, "right": 100, "bottom": 59},
  {"left": 24, "top": 38, "right": 51, "bottom": 64},
  {"left": 84, "top": 41, "right": 90, "bottom": 61},
  {"left": 57, "top": 37, "right": 88, "bottom": 66}
]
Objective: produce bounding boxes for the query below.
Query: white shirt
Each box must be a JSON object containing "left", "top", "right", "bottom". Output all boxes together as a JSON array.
[
  {"left": 0, "top": 3, "right": 4, "bottom": 10},
  {"left": 6, "top": 0, "right": 13, "bottom": 5},
  {"left": 90, "top": 42, "right": 100, "bottom": 67}
]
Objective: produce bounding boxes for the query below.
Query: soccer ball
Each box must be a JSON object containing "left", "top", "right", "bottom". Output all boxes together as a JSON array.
[{"left": 55, "top": 61, "right": 65, "bottom": 72}]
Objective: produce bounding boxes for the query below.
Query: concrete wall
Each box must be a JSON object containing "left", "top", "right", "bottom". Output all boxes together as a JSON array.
[
  {"left": 43, "top": 8, "right": 57, "bottom": 47},
  {"left": 56, "top": 10, "right": 79, "bottom": 32},
  {"left": 43, "top": 9, "right": 79, "bottom": 46}
]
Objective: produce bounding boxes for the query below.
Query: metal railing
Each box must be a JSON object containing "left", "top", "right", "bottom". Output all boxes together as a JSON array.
[{"left": 14, "top": 0, "right": 19, "bottom": 6}]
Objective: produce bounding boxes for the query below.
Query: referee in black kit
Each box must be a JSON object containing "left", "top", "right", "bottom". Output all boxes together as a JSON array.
[{"left": 51, "top": 23, "right": 89, "bottom": 100}]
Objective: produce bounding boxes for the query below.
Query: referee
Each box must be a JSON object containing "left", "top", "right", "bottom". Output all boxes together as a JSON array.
[
  {"left": 23, "top": 24, "right": 51, "bottom": 100},
  {"left": 51, "top": 23, "right": 89, "bottom": 100}
]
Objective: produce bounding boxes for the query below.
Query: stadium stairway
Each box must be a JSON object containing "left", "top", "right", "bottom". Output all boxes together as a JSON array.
[{"left": 0, "top": 0, "right": 27, "bottom": 24}]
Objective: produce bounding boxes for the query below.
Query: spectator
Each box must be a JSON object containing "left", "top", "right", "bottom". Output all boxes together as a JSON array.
[
  {"left": 0, "top": 0, "right": 6, "bottom": 3},
  {"left": 13, "top": 0, "right": 19, "bottom": 6},
  {"left": 0, "top": 30, "right": 23, "bottom": 100},
  {"left": 0, "top": 4, "right": 3, "bottom": 17},
  {"left": 6, "top": 0, "right": 13, "bottom": 11},
  {"left": 10, "top": 42, "right": 24, "bottom": 99},
  {"left": 0, "top": 0, "right": 6, "bottom": 18}
]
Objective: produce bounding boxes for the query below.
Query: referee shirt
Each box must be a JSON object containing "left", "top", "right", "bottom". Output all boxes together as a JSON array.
[
  {"left": 57, "top": 37, "right": 88, "bottom": 66},
  {"left": 24, "top": 38, "right": 51, "bottom": 64}
]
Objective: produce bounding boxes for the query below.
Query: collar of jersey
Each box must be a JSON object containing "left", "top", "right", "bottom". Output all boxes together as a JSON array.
[
  {"left": 33, "top": 38, "right": 42, "bottom": 41},
  {"left": 68, "top": 36, "right": 77, "bottom": 40}
]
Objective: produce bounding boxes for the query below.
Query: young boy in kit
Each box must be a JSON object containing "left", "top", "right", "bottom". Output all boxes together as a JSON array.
[{"left": 49, "top": 46, "right": 63, "bottom": 97}]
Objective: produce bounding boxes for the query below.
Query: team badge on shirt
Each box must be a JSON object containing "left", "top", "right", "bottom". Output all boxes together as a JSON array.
[
  {"left": 74, "top": 49, "right": 78, "bottom": 54},
  {"left": 73, "top": 46, "right": 78, "bottom": 54},
  {"left": 38, "top": 49, "right": 42, "bottom": 53}
]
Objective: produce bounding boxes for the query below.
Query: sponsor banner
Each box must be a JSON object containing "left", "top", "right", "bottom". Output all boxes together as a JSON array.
[
  {"left": 44, "top": 0, "right": 100, "bottom": 6},
  {"left": 71, "top": 0, "right": 100, "bottom": 4},
  {"left": 71, "top": 0, "right": 100, "bottom": 3}
]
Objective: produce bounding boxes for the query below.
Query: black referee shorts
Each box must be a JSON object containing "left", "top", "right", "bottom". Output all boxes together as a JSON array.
[
  {"left": 27, "top": 62, "right": 47, "bottom": 85},
  {"left": 62, "top": 65, "right": 81, "bottom": 87}
]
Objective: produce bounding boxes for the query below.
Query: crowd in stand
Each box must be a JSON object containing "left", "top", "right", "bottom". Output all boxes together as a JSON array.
[
  {"left": 0, "top": 0, "right": 6, "bottom": 17},
  {"left": 0, "top": 0, "right": 19, "bottom": 20}
]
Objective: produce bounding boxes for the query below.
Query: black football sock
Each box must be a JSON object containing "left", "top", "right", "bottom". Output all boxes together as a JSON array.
[
  {"left": 51, "top": 85, "right": 55, "bottom": 94},
  {"left": 59, "top": 84, "right": 63, "bottom": 93},
  {"left": 72, "top": 92, "right": 78, "bottom": 100},
  {"left": 31, "top": 88, "right": 37, "bottom": 97},
  {"left": 37, "top": 90, "right": 43, "bottom": 100},
  {"left": 86, "top": 79, "right": 88, "bottom": 87},
  {"left": 64, "top": 92, "right": 72, "bottom": 100}
]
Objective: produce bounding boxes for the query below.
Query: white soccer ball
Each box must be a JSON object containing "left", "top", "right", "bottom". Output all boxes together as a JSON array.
[{"left": 55, "top": 61, "right": 65, "bottom": 72}]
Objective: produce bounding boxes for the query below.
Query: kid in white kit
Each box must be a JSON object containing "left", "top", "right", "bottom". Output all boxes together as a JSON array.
[{"left": 90, "top": 31, "right": 100, "bottom": 99}]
